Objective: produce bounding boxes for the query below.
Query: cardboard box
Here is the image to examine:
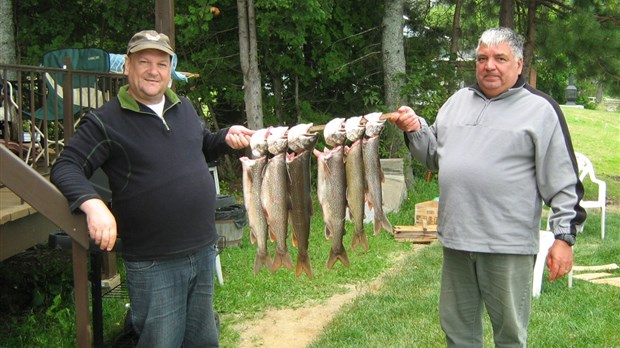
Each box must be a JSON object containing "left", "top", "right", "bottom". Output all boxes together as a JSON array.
[{"left": 415, "top": 200, "right": 438, "bottom": 226}]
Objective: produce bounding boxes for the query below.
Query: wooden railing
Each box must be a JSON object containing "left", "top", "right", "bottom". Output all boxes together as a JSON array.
[
  {"left": 1, "top": 63, "right": 127, "bottom": 170},
  {"left": 0, "top": 145, "right": 92, "bottom": 347},
  {"left": 1, "top": 62, "right": 127, "bottom": 347}
]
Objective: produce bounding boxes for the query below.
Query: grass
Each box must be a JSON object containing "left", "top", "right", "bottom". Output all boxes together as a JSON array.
[
  {"left": 563, "top": 106, "right": 620, "bottom": 203},
  {"left": 0, "top": 107, "right": 618, "bottom": 347}
]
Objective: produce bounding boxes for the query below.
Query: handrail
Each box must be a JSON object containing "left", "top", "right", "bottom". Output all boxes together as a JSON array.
[
  {"left": 0, "top": 145, "right": 88, "bottom": 248},
  {"left": 1, "top": 144, "right": 92, "bottom": 347}
]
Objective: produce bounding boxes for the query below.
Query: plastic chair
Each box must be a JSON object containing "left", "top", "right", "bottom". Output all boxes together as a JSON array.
[
  {"left": 533, "top": 230, "right": 555, "bottom": 297},
  {"left": 575, "top": 152, "right": 607, "bottom": 239},
  {"left": 31, "top": 48, "right": 110, "bottom": 166}
]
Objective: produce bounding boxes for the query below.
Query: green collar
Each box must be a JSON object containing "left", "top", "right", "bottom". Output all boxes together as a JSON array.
[{"left": 118, "top": 85, "right": 181, "bottom": 112}]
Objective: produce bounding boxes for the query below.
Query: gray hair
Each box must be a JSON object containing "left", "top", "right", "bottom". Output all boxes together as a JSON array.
[{"left": 477, "top": 27, "right": 524, "bottom": 61}]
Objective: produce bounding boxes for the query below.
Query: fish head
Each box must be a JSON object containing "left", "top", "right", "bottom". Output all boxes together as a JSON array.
[
  {"left": 363, "top": 112, "right": 386, "bottom": 137},
  {"left": 267, "top": 126, "right": 289, "bottom": 154},
  {"left": 345, "top": 116, "right": 365, "bottom": 142},
  {"left": 324, "top": 118, "right": 346, "bottom": 147},
  {"left": 250, "top": 128, "right": 270, "bottom": 157},
  {"left": 288, "top": 123, "right": 319, "bottom": 153}
]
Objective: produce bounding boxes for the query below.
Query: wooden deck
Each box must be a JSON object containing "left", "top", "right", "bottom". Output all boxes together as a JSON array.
[
  {"left": 1, "top": 182, "right": 57, "bottom": 261},
  {"left": 0, "top": 186, "right": 37, "bottom": 223}
]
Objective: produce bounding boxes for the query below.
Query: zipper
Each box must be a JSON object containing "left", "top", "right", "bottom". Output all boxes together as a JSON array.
[{"left": 474, "top": 99, "right": 491, "bottom": 125}]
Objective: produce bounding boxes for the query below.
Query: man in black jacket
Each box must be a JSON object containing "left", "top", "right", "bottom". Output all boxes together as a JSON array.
[{"left": 51, "top": 30, "right": 253, "bottom": 347}]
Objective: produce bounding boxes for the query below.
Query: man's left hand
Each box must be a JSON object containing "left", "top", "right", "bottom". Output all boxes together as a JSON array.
[
  {"left": 226, "top": 125, "right": 254, "bottom": 149},
  {"left": 546, "top": 239, "right": 574, "bottom": 282}
]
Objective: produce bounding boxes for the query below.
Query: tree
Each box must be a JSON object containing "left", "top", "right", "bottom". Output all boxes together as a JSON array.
[
  {"left": 500, "top": 0, "right": 515, "bottom": 28},
  {"left": 0, "top": 0, "right": 17, "bottom": 79},
  {"left": 522, "top": 0, "right": 537, "bottom": 85},
  {"left": 535, "top": 1, "right": 620, "bottom": 101},
  {"left": 382, "top": 0, "right": 406, "bottom": 110},
  {"left": 448, "top": 0, "right": 463, "bottom": 93},
  {"left": 237, "top": 0, "right": 264, "bottom": 130}
]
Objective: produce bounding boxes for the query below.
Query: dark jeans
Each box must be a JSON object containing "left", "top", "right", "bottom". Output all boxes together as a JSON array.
[{"left": 125, "top": 243, "right": 219, "bottom": 348}]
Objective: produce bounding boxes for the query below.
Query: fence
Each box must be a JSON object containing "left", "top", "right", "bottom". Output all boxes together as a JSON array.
[{"left": 1, "top": 63, "right": 127, "bottom": 171}]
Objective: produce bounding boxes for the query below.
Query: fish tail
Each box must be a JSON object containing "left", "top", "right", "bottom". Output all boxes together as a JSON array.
[
  {"left": 253, "top": 252, "right": 273, "bottom": 275},
  {"left": 382, "top": 215, "right": 394, "bottom": 235},
  {"left": 326, "top": 248, "right": 350, "bottom": 269},
  {"left": 374, "top": 213, "right": 394, "bottom": 236},
  {"left": 271, "top": 248, "right": 293, "bottom": 272},
  {"left": 295, "top": 252, "right": 313, "bottom": 280},
  {"left": 269, "top": 230, "right": 277, "bottom": 242},
  {"left": 351, "top": 231, "right": 369, "bottom": 251}
]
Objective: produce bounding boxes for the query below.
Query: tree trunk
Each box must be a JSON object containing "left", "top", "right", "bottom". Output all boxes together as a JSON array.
[
  {"left": 0, "top": 0, "right": 17, "bottom": 79},
  {"left": 522, "top": 0, "right": 537, "bottom": 85},
  {"left": 448, "top": 0, "right": 463, "bottom": 93},
  {"left": 237, "top": 0, "right": 264, "bottom": 130},
  {"left": 382, "top": 0, "right": 408, "bottom": 160},
  {"left": 382, "top": 0, "right": 406, "bottom": 110},
  {"left": 499, "top": 0, "right": 515, "bottom": 28}
]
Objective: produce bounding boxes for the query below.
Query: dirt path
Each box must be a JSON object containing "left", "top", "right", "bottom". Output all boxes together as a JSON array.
[
  {"left": 229, "top": 200, "right": 620, "bottom": 348},
  {"left": 231, "top": 248, "right": 420, "bottom": 348}
]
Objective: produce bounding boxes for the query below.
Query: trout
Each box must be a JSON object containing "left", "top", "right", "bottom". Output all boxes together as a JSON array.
[
  {"left": 287, "top": 123, "right": 319, "bottom": 279},
  {"left": 313, "top": 118, "right": 349, "bottom": 269},
  {"left": 240, "top": 129, "right": 272, "bottom": 274},
  {"left": 363, "top": 112, "right": 393, "bottom": 235},
  {"left": 241, "top": 156, "right": 271, "bottom": 274},
  {"left": 344, "top": 116, "right": 368, "bottom": 251},
  {"left": 261, "top": 126, "right": 292, "bottom": 272}
]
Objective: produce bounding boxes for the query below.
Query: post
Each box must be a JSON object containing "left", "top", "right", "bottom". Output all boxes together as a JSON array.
[
  {"left": 62, "top": 56, "right": 74, "bottom": 140},
  {"left": 155, "top": 0, "right": 175, "bottom": 50},
  {"left": 565, "top": 74, "right": 578, "bottom": 105}
]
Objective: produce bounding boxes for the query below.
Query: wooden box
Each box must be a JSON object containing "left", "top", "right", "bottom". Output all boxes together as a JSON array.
[{"left": 415, "top": 200, "right": 438, "bottom": 226}]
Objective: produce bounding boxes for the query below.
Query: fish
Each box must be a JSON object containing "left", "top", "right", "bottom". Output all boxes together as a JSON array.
[
  {"left": 266, "top": 126, "right": 289, "bottom": 156},
  {"left": 287, "top": 123, "right": 317, "bottom": 153},
  {"left": 286, "top": 123, "right": 319, "bottom": 279},
  {"left": 363, "top": 112, "right": 393, "bottom": 235},
  {"left": 241, "top": 128, "right": 273, "bottom": 274},
  {"left": 324, "top": 117, "right": 347, "bottom": 148},
  {"left": 261, "top": 126, "right": 292, "bottom": 272},
  {"left": 250, "top": 127, "right": 270, "bottom": 158},
  {"left": 240, "top": 155, "right": 271, "bottom": 274},
  {"left": 344, "top": 116, "right": 368, "bottom": 251},
  {"left": 314, "top": 118, "right": 349, "bottom": 269}
]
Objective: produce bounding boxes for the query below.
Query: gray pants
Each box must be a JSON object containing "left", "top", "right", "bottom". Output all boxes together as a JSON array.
[{"left": 440, "top": 247, "right": 534, "bottom": 348}]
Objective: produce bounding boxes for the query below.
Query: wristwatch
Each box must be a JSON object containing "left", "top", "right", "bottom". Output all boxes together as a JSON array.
[{"left": 555, "top": 233, "right": 576, "bottom": 247}]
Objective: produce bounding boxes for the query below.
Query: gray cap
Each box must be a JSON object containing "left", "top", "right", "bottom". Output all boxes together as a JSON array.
[{"left": 127, "top": 30, "right": 174, "bottom": 56}]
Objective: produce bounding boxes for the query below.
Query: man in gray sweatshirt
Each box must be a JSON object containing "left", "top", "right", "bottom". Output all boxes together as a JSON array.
[{"left": 390, "top": 27, "right": 586, "bottom": 347}]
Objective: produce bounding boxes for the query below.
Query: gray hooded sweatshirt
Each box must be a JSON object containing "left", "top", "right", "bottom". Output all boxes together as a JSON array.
[{"left": 406, "top": 76, "right": 586, "bottom": 254}]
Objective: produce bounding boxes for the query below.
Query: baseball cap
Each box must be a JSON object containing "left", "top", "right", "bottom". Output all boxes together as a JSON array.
[{"left": 127, "top": 30, "right": 175, "bottom": 56}]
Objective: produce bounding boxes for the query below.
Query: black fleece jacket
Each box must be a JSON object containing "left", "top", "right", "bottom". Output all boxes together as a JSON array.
[{"left": 51, "top": 86, "right": 230, "bottom": 261}]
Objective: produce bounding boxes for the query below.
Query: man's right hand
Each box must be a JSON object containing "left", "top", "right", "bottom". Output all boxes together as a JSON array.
[
  {"left": 389, "top": 105, "right": 422, "bottom": 132},
  {"left": 80, "top": 199, "right": 117, "bottom": 251}
]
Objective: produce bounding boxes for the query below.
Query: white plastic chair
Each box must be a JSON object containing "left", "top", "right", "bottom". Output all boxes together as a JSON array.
[
  {"left": 575, "top": 152, "right": 607, "bottom": 239},
  {"left": 533, "top": 230, "right": 555, "bottom": 297}
]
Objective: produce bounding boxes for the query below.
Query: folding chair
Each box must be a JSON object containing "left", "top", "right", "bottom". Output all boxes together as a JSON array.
[
  {"left": 1, "top": 79, "right": 42, "bottom": 162},
  {"left": 1, "top": 78, "right": 18, "bottom": 139},
  {"left": 30, "top": 48, "right": 110, "bottom": 166}
]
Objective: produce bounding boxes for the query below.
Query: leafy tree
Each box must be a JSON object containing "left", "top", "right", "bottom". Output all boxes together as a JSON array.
[{"left": 537, "top": 1, "right": 620, "bottom": 99}]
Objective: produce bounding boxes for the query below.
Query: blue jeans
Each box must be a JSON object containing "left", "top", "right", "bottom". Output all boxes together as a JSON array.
[{"left": 124, "top": 243, "right": 219, "bottom": 348}]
